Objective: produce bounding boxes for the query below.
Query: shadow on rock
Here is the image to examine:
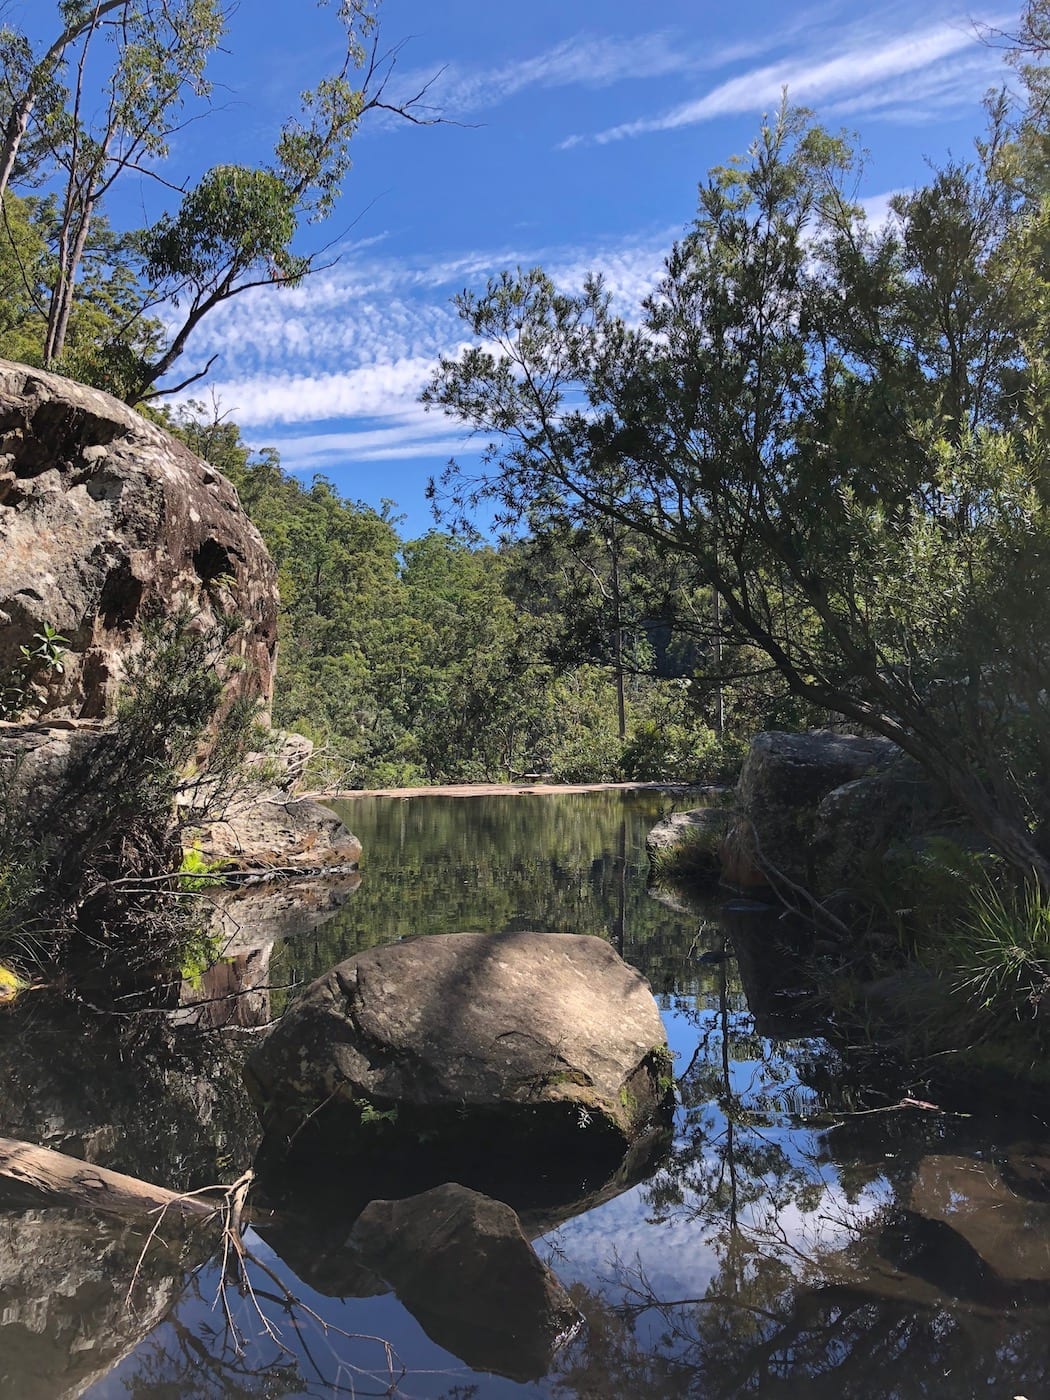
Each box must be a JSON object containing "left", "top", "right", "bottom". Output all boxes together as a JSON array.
[
  {"left": 254, "top": 1120, "right": 669, "bottom": 1296},
  {"left": 347, "top": 1183, "right": 581, "bottom": 1382}
]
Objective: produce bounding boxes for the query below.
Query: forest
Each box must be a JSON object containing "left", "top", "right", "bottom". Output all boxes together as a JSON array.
[{"left": 0, "top": 0, "right": 1048, "bottom": 852}]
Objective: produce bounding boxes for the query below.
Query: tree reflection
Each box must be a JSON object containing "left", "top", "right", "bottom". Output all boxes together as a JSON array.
[{"left": 543, "top": 942, "right": 1050, "bottom": 1399}]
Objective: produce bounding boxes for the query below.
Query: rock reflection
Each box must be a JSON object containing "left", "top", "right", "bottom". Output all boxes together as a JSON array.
[{"left": 0, "top": 1207, "right": 214, "bottom": 1400}]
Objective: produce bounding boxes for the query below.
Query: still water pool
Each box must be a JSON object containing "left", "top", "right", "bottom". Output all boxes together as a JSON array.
[{"left": 3, "top": 791, "right": 1048, "bottom": 1398}]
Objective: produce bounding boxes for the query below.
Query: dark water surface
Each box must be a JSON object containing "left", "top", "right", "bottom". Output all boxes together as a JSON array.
[{"left": 2, "top": 791, "right": 1049, "bottom": 1398}]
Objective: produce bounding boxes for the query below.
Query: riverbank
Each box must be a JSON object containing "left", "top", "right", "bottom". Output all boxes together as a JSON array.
[{"left": 318, "top": 780, "right": 720, "bottom": 800}]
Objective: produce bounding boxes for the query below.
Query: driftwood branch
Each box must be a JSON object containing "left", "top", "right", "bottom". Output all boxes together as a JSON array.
[{"left": 0, "top": 1134, "right": 224, "bottom": 1221}]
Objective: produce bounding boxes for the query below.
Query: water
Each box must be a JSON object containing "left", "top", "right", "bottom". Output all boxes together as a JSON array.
[{"left": 2, "top": 790, "right": 1049, "bottom": 1398}]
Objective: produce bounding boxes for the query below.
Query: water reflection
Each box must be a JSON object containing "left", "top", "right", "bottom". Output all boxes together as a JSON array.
[{"left": 0, "top": 791, "right": 1045, "bottom": 1398}]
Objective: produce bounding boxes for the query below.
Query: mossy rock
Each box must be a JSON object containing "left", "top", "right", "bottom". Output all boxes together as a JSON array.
[{"left": 246, "top": 930, "right": 674, "bottom": 1168}]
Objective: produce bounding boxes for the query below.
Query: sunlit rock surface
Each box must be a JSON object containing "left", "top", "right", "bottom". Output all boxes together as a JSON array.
[
  {"left": 0, "top": 359, "right": 277, "bottom": 720},
  {"left": 246, "top": 930, "right": 673, "bottom": 1165}
]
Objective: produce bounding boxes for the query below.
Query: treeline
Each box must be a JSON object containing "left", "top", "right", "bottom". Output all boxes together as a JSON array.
[{"left": 172, "top": 409, "right": 806, "bottom": 786}]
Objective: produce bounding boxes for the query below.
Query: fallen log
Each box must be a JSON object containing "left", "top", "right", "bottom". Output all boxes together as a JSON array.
[{"left": 0, "top": 1134, "right": 223, "bottom": 1222}]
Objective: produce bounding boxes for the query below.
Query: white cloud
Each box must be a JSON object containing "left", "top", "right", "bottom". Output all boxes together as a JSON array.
[
  {"left": 379, "top": 30, "right": 781, "bottom": 125},
  {"left": 565, "top": 10, "right": 1009, "bottom": 147},
  {"left": 172, "top": 230, "right": 676, "bottom": 438},
  {"left": 200, "top": 356, "right": 447, "bottom": 426}
]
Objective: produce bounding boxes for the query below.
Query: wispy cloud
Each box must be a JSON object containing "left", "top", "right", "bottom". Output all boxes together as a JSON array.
[
  {"left": 381, "top": 29, "right": 786, "bottom": 124},
  {"left": 563, "top": 10, "right": 1009, "bottom": 147},
  {"left": 175, "top": 231, "right": 674, "bottom": 470}
]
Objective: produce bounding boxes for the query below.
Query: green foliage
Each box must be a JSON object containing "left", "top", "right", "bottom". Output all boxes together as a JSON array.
[
  {"left": 425, "top": 94, "right": 1050, "bottom": 890},
  {"left": 169, "top": 404, "right": 722, "bottom": 787},
  {"left": 177, "top": 844, "right": 229, "bottom": 891},
  {"left": 939, "top": 879, "right": 1050, "bottom": 1026},
  {"left": 0, "top": 622, "right": 68, "bottom": 719},
  {"left": 0, "top": 0, "right": 433, "bottom": 403},
  {"left": 177, "top": 925, "right": 223, "bottom": 989},
  {"left": 357, "top": 1100, "right": 399, "bottom": 1130}
]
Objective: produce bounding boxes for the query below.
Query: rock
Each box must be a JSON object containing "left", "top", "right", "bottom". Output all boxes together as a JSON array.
[
  {"left": 645, "top": 807, "right": 729, "bottom": 888},
  {"left": 208, "top": 869, "right": 362, "bottom": 956},
  {"left": 0, "top": 720, "right": 116, "bottom": 847},
  {"left": 349, "top": 1184, "right": 580, "bottom": 1381},
  {"left": 909, "top": 1154, "right": 1050, "bottom": 1284},
  {"left": 811, "top": 756, "right": 944, "bottom": 895},
  {"left": 721, "top": 730, "right": 898, "bottom": 893},
  {"left": 245, "top": 930, "right": 673, "bottom": 1166},
  {"left": 245, "top": 730, "right": 314, "bottom": 792},
  {"left": 185, "top": 790, "right": 362, "bottom": 872},
  {"left": 0, "top": 360, "right": 277, "bottom": 721}
]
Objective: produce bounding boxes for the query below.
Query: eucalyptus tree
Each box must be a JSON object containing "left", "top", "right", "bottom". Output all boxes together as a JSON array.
[
  {"left": 0, "top": 1, "right": 226, "bottom": 369},
  {"left": 425, "top": 101, "right": 1050, "bottom": 888},
  {"left": 0, "top": 1, "right": 442, "bottom": 402}
]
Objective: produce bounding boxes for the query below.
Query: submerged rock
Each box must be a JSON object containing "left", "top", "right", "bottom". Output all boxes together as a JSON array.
[
  {"left": 909, "top": 1153, "right": 1050, "bottom": 1285},
  {"left": 349, "top": 1183, "right": 580, "bottom": 1381},
  {"left": 245, "top": 930, "right": 673, "bottom": 1166}
]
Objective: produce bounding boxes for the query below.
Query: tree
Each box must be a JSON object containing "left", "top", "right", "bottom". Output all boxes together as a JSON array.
[
  {"left": 0, "top": 1, "right": 443, "bottom": 402},
  {"left": 0, "top": 0, "right": 129, "bottom": 201},
  {"left": 425, "top": 100, "right": 1050, "bottom": 889},
  {"left": 130, "top": 7, "right": 443, "bottom": 402},
  {"left": 0, "top": 1, "right": 226, "bottom": 371}
]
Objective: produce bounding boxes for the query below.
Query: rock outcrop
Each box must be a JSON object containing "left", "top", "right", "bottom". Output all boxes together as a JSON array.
[
  {"left": 0, "top": 360, "right": 278, "bottom": 721},
  {"left": 186, "top": 791, "right": 362, "bottom": 873},
  {"left": 349, "top": 1184, "right": 580, "bottom": 1381},
  {"left": 720, "top": 731, "right": 898, "bottom": 893},
  {"left": 245, "top": 930, "right": 673, "bottom": 1166}
]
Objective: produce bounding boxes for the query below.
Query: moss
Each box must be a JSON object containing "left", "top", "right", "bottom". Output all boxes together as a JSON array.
[{"left": 645, "top": 1044, "right": 678, "bottom": 1100}]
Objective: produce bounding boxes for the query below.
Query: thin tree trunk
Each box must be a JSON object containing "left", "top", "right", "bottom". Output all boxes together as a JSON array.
[
  {"left": 0, "top": 0, "right": 128, "bottom": 203},
  {"left": 610, "top": 528, "right": 626, "bottom": 741},
  {"left": 49, "top": 195, "right": 97, "bottom": 361}
]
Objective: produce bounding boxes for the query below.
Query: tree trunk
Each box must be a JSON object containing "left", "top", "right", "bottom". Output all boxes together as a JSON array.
[{"left": 0, "top": 1134, "right": 223, "bottom": 1222}]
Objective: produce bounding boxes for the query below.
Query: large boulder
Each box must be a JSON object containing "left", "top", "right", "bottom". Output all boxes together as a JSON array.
[
  {"left": 245, "top": 930, "right": 673, "bottom": 1166},
  {"left": 0, "top": 360, "right": 277, "bottom": 721},
  {"left": 349, "top": 1184, "right": 580, "bottom": 1381},
  {"left": 721, "top": 731, "right": 898, "bottom": 893}
]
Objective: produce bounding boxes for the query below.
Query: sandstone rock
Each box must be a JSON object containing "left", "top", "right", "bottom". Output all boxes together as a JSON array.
[
  {"left": 0, "top": 360, "right": 277, "bottom": 721},
  {"left": 909, "top": 1154, "right": 1050, "bottom": 1284},
  {"left": 721, "top": 730, "right": 898, "bottom": 892},
  {"left": 811, "top": 757, "right": 943, "bottom": 895},
  {"left": 349, "top": 1184, "right": 580, "bottom": 1381},
  {"left": 245, "top": 930, "right": 672, "bottom": 1164},
  {"left": 186, "top": 790, "right": 362, "bottom": 872},
  {"left": 244, "top": 730, "right": 313, "bottom": 792}
]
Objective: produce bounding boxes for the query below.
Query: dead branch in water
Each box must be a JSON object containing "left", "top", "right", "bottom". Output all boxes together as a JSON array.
[{"left": 0, "top": 1133, "right": 223, "bottom": 1221}]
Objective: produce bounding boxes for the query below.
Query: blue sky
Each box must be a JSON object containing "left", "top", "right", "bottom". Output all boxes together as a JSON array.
[{"left": 21, "top": 0, "right": 1019, "bottom": 535}]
